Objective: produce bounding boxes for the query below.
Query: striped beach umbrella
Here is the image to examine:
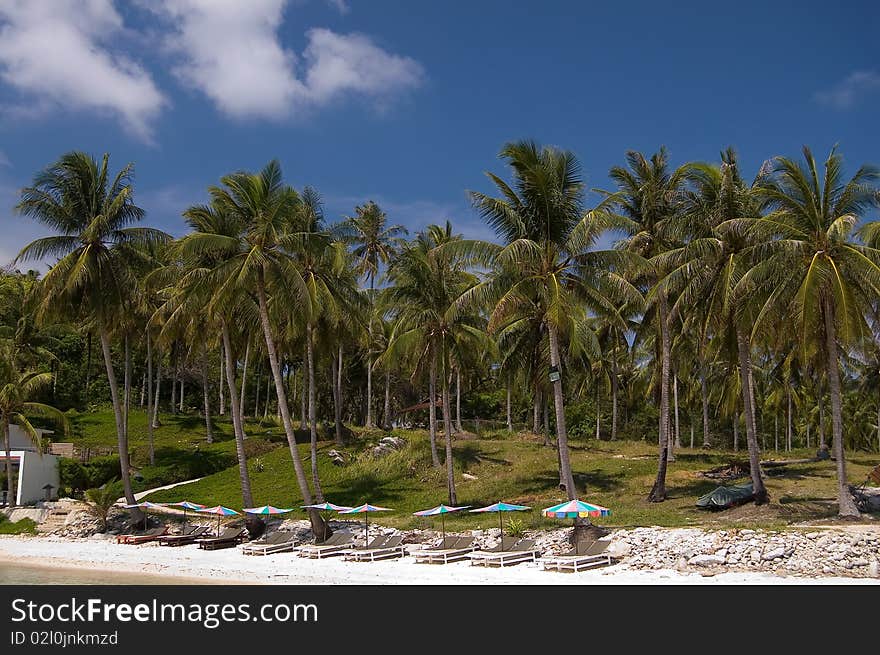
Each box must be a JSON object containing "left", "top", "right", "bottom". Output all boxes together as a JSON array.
[
  {"left": 196, "top": 505, "right": 240, "bottom": 535},
  {"left": 123, "top": 501, "right": 164, "bottom": 530},
  {"left": 163, "top": 500, "right": 206, "bottom": 530},
  {"left": 243, "top": 505, "right": 295, "bottom": 516},
  {"left": 339, "top": 503, "right": 393, "bottom": 543},
  {"left": 413, "top": 504, "right": 470, "bottom": 541},
  {"left": 470, "top": 501, "right": 531, "bottom": 537},
  {"left": 541, "top": 499, "right": 611, "bottom": 519}
]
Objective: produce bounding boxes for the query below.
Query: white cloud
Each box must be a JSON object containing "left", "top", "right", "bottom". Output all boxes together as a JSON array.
[
  {"left": 0, "top": 0, "right": 166, "bottom": 141},
  {"left": 815, "top": 70, "right": 880, "bottom": 110},
  {"left": 152, "top": 0, "right": 423, "bottom": 119},
  {"left": 325, "top": 0, "right": 350, "bottom": 14},
  {"left": 301, "top": 28, "right": 424, "bottom": 106}
]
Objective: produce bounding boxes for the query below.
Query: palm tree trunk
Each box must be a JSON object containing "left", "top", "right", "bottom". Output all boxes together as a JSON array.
[
  {"left": 700, "top": 362, "right": 711, "bottom": 447},
  {"left": 648, "top": 296, "right": 671, "bottom": 502},
  {"left": 383, "top": 368, "right": 392, "bottom": 430},
  {"left": 300, "top": 349, "right": 307, "bottom": 430},
  {"left": 786, "top": 387, "right": 792, "bottom": 453},
  {"left": 264, "top": 375, "right": 271, "bottom": 421},
  {"left": 442, "top": 373, "right": 457, "bottom": 505},
  {"left": 179, "top": 378, "right": 185, "bottom": 413},
  {"left": 253, "top": 359, "right": 261, "bottom": 420},
  {"left": 823, "top": 299, "right": 860, "bottom": 517},
  {"left": 99, "top": 330, "right": 140, "bottom": 519},
  {"left": 595, "top": 383, "right": 600, "bottom": 440},
  {"left": 170, "top": 346, "right": 178, "bottom": 415},
  {"left": 735, "top": 326, "right": 768, "bottom": 504},
  {"left": 254, "top": 276, "right": 325, "bottom": 537},
  {"left": 305, "top": 324, "right": 324, "bottom": 502},
  {"left": 611, "top": 340, "right": 619, "bottom": 441},
  {"left": 455, "top": 369, "right": 463, "bottom": 433},
  {"left": 690, "top": 422, "right": 694, "bottom": 449},
  {"left": 3, "top": 416, "right": 13, "bottom": 507},
  {"left": 818, "top": 382, "right": 826, "bottom": 449},
  {"left": 84, "top": 332, "right": 92, "bottom": 405},
  {"left": 533, "top": 389, "right": 541, "bottom": 434},
  {"left": 201, "top": 343, "right": 214, "bottom": 444},
  {"left": 146, "top": 332, "right": 155, "bottom": 465},
  {"left": 673, "top": 375, "right": 681, "bottom": 449},
  {"left": 332, "top": 345, "right": 344, "bottom": 446},
  {"left": 238, "top": 340, "right": 249, "bottom": 419},
  {"left": 366, "top": 354, "right": 374, "bottom": 429},
  {"left": 506, "top": 376, "right": 513, "bottom": 432},
  {"left": 733, "top": 412, "right": 739, "bottom": 452},
  {"left": 152, "top": 358, "right": 162, "bottom": 429},
  {"left": 220, "top": 322, "right": 254, "bottom": 507},
  {"left": 547, "top": 323, "right": 576, "bottom": 500},
  {"left": 218, "top": 337, "right": 225, "bottom": 416},
  {"left": 123, "top": 334, "right": 131, "bottom": 442},
  {"left": 428, "top": 344, "right": 441, "bottom": 466}
]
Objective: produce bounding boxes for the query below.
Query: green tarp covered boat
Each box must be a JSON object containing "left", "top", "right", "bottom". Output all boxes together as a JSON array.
[{"left": 696, "top": 482, "right": 754, "bottom": 510}]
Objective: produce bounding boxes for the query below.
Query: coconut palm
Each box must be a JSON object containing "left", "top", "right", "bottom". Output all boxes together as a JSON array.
[
  {"left": 604, "top": 148, "right": 689, "bottom": 501},
  {"left": 464, "top": 140, "right": 641, "bottom": 500},
  {"left": 745, "top": 146, "right": 880, "bottom": 517},
  {"left": 0, "top": 342, "right": 68, "bottom": 507},
  {"left": 341, "top": 201, "right": 407, "bottom": 427},
  {"left": 659, "top": 149, "right": 769, "bottom": 503},
  {"left": 14, "top": 152, "right": 168, "bottom": 515}
]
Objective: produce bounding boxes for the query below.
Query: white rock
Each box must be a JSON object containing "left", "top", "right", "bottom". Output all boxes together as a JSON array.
[{"left": 688, "top": 554, "right": 726, "bottom": 567}]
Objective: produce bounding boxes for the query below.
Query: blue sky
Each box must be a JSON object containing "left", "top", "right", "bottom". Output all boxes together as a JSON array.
[{"left": 1, "top": 0, "right": 879, "bottom": 267}]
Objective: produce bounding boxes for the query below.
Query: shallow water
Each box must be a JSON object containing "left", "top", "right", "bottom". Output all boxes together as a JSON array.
[{"left": 0, "top": 562, "right": 220, "bottom": 585}]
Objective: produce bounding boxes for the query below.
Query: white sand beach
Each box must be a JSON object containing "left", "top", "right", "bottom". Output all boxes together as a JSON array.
[{"left": 1, "top": 535, "right": 875, "bottom": 585}]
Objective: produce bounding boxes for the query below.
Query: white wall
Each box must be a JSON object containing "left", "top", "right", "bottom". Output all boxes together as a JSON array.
[
  {"left": 15, "top": 451, "right": 60, "bottom": 505},
  {"left": 8, "top": 424, "right": 52, "bottom": 451}
]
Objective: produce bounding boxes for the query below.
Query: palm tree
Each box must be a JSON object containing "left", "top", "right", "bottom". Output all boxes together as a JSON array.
[
  {"left": 661, "top": 150, "right": 769, "bottom": 503},
  {"left": 192, "top": 161, "right": 327, "bottom": 536},
  {"left": 747, "top": 146, "right": 880, "bottom": 517},
  {"left": 1, "top": 342, "right": 68, "bottom": 507},
  {"left": 342, "top": 201, "right": 407, "bottom": 428},
  {"left": 15, "top": 152, "right": 168, "bottom": 516},
  {"left": 465, "top": 140, "right": 640, "bottom": 500},
  {"left": 607, "top": 148, "right": 690, "bottom": 502}
]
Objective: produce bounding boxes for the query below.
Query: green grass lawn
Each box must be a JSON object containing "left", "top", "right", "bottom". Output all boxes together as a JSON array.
[{"left": 141, "top": 424, "right": 880, "bottom": 532}]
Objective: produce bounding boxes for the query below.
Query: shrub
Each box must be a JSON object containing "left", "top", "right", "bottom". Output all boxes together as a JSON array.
[
  {"left": 59, "top": 458, "right": 89, "bottom": 496},
  {"left": 0, "top": 515, "right": 37, "bottom": 535},
  {"left": 84, "top": 479, "right": 121, "bottom": 532}
]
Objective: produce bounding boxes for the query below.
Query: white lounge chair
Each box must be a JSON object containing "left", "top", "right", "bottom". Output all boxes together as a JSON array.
[
  {"left": 297, "top": 532, "right": 355, "bottom": 559},
  {"left": 468, "top": 538, "right": 540, "bottom": 567},
  {"left": 344, "top": 535, "right": 407, "bottom": 562},
  {"left": 539, "top": 540, "right": 613, "bottom": 572},
  {"left": 241, "top": 531, "right": 298, "bottom": 556},
  {"left": 413, "top": 536, "right": 476, "bottom": 564}
]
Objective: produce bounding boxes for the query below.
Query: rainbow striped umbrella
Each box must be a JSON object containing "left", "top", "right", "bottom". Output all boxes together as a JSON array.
[
  {"left": 339, "top": 503, "right": 393, "bottom": 543},
  {"left": 243, "top": 505, "right": 295, "bottom": 516},
  {"left": 413, "top": 504, "right": 470, "bottom": 541},
  {"left": 163, "top": 501, "right": 206, "bottom": 530},
  {"left": 302, "top": 502, "right": 353, "bottom": 542},
  {"left": 196, "top": 505, "right": 240, "bottom": 535},
  {"left": 541, "top": 499, "right": 611, "bottom": 519},
  {"left": 470, "top": 501, "right": 531, "bottom": 537},
  {"left": 123, "top": 501, "right": 164, "bottom": 530}
]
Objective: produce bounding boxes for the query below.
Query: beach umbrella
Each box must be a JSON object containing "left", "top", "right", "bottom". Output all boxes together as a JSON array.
[
  {"left": 541, "top": 499, "right": 611, "bottom": 519},
  {"left": 412, "top": 504, "right": 470, "bottom": 542},
  {"left": 469, "top": 501, "right": 531, "bottom": 537},
  {"left": 196, "top": 505, "right": 240, "bottom": 535},
  {"left": 123, "top": 501, "right": 164, "bottom": 531},
  {"left": 243, "top": 505, "right": 295, "bottom": 517},
  {"left": 301, "top": 502, "right": 353, "bottom": 541},
  {"left": 339, "top": 503, "right": 392, "bottom": 543},
  {"left": 162, "top": 501, "right": 206, "bottom": 530}
]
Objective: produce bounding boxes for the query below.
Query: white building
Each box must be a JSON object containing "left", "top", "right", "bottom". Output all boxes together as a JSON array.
[{"left": 1, "top": 424, "right": 60, "bottom": 506}]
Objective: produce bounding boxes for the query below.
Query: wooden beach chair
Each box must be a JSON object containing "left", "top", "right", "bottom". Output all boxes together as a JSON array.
[
  {"left": 157, "top": 525, "right": 210, "bottom": 547},
  {"left": 241, "top": 531, "right": 298, "bottom": 556},
  {"left": 196, "top": 527, "right": 245, "bottom": 550},
  {"left": 297, "top": 532, "right": 355, "bottom": 559},
  {"left": 344, "top": 535, "right": 407, "bottom": 562},
  {"left": 538, "top": 539, "right": 613, "bottom": 572},
  {"left": 413, "top": 536, "right": 477, "bottom": 564},
  {"left": 468, "top": 538, "right": 540, "bottom": 567},
  {"left": 119, "top": 526, "right": 167, "bottom": 545}
]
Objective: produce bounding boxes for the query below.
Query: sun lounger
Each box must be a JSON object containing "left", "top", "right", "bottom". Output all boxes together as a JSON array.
[
  {"left": 297, "top": 532, "right": 355, "bottom": 559},
  {"left": 539, "top": 539, "right": 613, "bottom": 572},
  {"left": 196, "top": 527, "right": 245, "bottom": 550},
  {"left": 344, "top": 535, "right": 406, "bottom": 562},
  {"left": 118, "top": 526, "right": 167, "bottom": 545},
  {"left": 464, "top": 536, "right": 518, "bottom": 561},
  {"left": 157, "top": 525, "right": 211, "bottom": 546},
  {"left": 241, "top": 531, "right": 298, "bottom": 556},
  {"left": 413, "top": 536, "right": 477, "bottom": 564},
  {"left": 468, "top": 538, "right": 541, "bottom": 567}
]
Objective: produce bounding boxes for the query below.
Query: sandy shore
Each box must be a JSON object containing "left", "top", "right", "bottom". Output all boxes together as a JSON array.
[{"left": 1, "top": 535, "right": 875, "bottom": 585}]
